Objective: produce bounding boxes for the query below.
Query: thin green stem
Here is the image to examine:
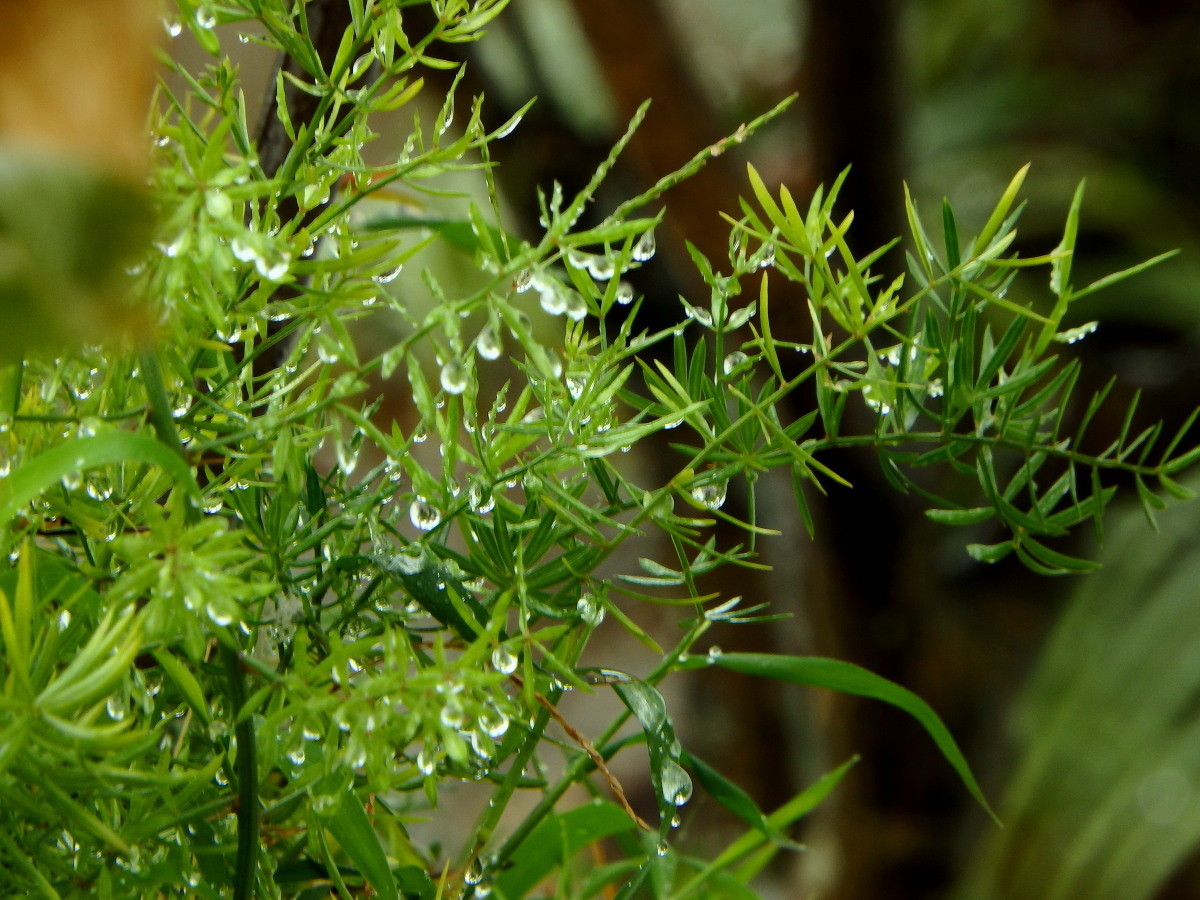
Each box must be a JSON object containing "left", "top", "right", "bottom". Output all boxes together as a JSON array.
[{"left": 223, "top": 647, "right": 260, "bottom": 900}]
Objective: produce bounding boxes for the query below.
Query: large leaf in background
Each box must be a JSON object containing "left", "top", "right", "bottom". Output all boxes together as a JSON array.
[
  {"left": 957, "top": 477, "right": 1200, "bottom": 900},
  {"left": 681, "top": 651, "right": 996, "bottom": 821}
]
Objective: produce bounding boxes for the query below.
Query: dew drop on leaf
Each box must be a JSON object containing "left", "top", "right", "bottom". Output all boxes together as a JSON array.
[
  {"left": 633, "top": 229, "right": 656, "bottom": 262},
  {"left": 722, "top": 351, "right": 750, "bottom": 376},
  {"left": 539, "top": 284, "right": 566, "bottom": 316},
  {"left": 491, "top": 645, "right": 518, "bottom": 674},
  {"left": 409, "top": 497, "right": 442, "bottom": 531},
  {"left": 440, "top": 360, "right": 469, "bottom": 394},
  {"left": 563, "top": 292, "right": 588, "bottom": 321},
  {"left": 577, "top": 593, "right": 605, "bottom": 627},
  {"left": 373, "top": 264, "right": 403, "bottom": 284},
  {"left": 691, "top": 480, "right": 727, "bottom": 510},
  {"left": 661, "top": 760, "right": 694, "bottom": 807},
  {"left": 587, "top": 254, "right": 615, "bottom": 281},
  {"left": 105, "top": 696, "right": 126, "bottom": 721},
  {"left": 476, "top": 325, "right": 502, "bottom": 360},
  {"left": 468, "top": 480, "right": 495, "bottom": 514},
  {"left": 480, "top": 708, "right": 509, "bottom": 738}
]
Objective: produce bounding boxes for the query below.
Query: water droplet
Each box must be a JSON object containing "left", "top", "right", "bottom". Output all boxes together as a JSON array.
[
  {"left": 468, "top": 480, "right": 495, "bottom": 514},
  {"left": 373, "top": 264, "right": 403, "bottom": 284},
  {"left": 655, "top": 841, "right": 669, "bottom": 858},
  {"left": 411, "top": 426, "right": 427, "bottom": 444},
  {"left": 495, "top": 112, "right": 523, "bottom": 139},
  {"left": 409, "top": 497, "right": 442, "bottom": 531},
  {"left": 671, "top": 813, "right": 682, "bottom": 828},
  {"left": 690, "top": 480, "right": 727, "bottom": 510},
  {"left": 417, "top": 747, "right": 436, "bottom": 775},
  {"left": 633, "top": 230, "right": 656, "bottom": 262},
  {"left": 336, "top": 441, "right": 358, "bottom": 477},
  {"left": 195, "top": 7, "right": 217, "bottom": 29},
  {"left": 566, "top": 375, "right": 586, "bottom": 400},
  {"left": 207, "top": 605, "right": 234, "bottom": 627},
  {"left": 566, "top": 248, "right": 590, "bottom": 270},
  {"left": 577, "top": 594, "right": 605, "bottom": 627},
  {"left": 587, "top": 255, "right": 615, "bottom": 281},
  {"left": 683, "top": 302, "right": 713, "bottom": 328},
  {"left": 105, "top": 696, "right": 126, "bottom": 721},
  {"left": 255, "top": 253, "right": 291, "bottom": 281},
  {"left": 491, "top": 646, "right": 518, "bottom": 674},
  {"left": 465, "top": 858, "right": 485, "bottom": 886},
  {"left": 286, "top": 745, "right": 306, "bottom": 766},
  {"left": 707, "top": 645, "right": 724, "bottom": 663},
  {"left": 440, "top": 360, "right": 469, "bottom": 395},
  {"left": 928, "top": 378, "right": 944, "bottom": 399},
  {"left": 56, "top": 609, "right": 71, "bottom": 630},
  {"left": 161, "top": 16, "right": 182, "bottom": 37},
  {"left": 476, "top": 325, "right": 502, "bottom": 361},
  {"left": 440, "top": 704, "right": 467, "bottom": 729},
  {"left": 539, "top": 283, "right": 566, "bottom": 316},
  {"left": 661, "top": 760, "right": 693, "bottom": 806},
  {"left": 563, "top": 292, "right": 588, "bottom": 321},
  {"left": 722, "top": 351, "right": 750, "bottom": 376},
  {"left": 728, "top": 304, "right": 757, "bottom": 328},
  {"left": 159, "top": 233, "right": 186, "bottom": 258},
  {"left": 479, "top": 708, "right": 509, "bottom": 738},
  {"left": 514, "top": 269, "right": 534, "bottom": 292},
  {"left": 615, "top": 281, "right": 635, "bottom": 305}
]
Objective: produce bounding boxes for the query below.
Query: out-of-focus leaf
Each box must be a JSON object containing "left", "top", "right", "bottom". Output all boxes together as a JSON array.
[
  {"left": 0, "top": 153, "right": 154, "bottom": 362},
  {"left": 958, "top": 474, "right": 1200, "bottom": 900},
  {"left": 495, "top": 800, "right": 635, "bottom": 900}
]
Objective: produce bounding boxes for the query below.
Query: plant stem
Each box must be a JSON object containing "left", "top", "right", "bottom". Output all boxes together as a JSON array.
[{"left": 223, "top": 647, "right": 260, "bottom": 900}]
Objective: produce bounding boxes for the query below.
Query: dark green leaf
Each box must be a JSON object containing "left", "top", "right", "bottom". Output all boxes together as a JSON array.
[
  {"left": 698, "top": 652, "right": 996, "bottom": 823},
  {"left": 324, "top": 793, "right": 398, "bottom": 900}
]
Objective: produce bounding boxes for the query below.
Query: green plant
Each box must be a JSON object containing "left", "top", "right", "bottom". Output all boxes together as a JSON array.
[{"left": 0, "top": 2, "right": 1194, "bottom": 897}]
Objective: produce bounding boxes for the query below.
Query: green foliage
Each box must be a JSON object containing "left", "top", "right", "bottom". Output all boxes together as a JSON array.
[{"left": 0, "top": 1, "right": 1193, "bottom": 897}]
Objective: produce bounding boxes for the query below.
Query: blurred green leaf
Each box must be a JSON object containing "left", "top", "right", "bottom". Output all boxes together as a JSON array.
[
  {"left": 0, "top": 152, "right": 153, "bottom": 362},
  {"left": 495, "top": 801, "right": 635, "bottom": 900}
]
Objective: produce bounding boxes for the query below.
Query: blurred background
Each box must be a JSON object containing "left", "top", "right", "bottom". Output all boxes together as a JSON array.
[{"left": 164, "top": 0, "right": 1200, "bottom": 896}]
